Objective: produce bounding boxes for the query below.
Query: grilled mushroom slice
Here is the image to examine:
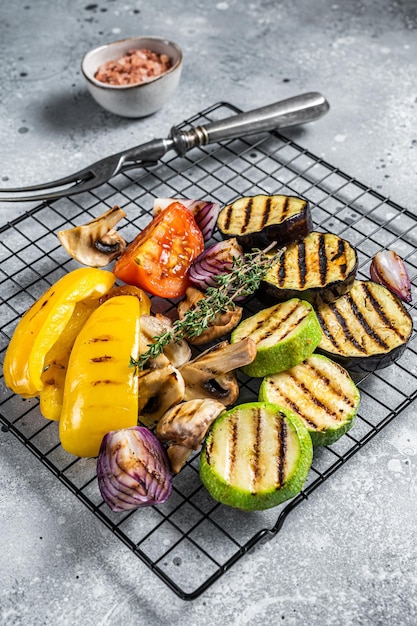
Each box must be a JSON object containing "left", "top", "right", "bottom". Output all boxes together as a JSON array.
[
  {"left": 217, "top": 194, "right": 312, "bottom": 250},
  {"left": 57, "top": 206, "right": 127, "bottom": 267},
  {"left": 177, "top": 287, "right": 243, "bottom": 345},
  {"left": 316, "top": 279, "right": 413, "bottom": 371},
  {"left": 179, "top": 338, "right": 257, "bottom": 405},
  {"left": 260, "top": 231, "right": 358, "bottom": 304},
  {"left": 139, "top": 366, "right": 185, "bottom": 427},
  {"left": 139, "top": 314, "right": 191, "bottom": 368},
  {"left": 156, "top": 398, "right": 225, "bottom": 473}
]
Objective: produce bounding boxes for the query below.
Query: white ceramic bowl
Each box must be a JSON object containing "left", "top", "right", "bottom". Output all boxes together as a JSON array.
[{"left": 81, "top": 36, "right": 183, "bottom": 118}]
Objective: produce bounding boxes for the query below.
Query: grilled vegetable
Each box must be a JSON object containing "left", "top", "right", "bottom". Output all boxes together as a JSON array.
[
  {"left": 260, "top": 231, "right": 358, "bottom": 304},
  {"left": 200, "top": 401, "right": 313, "bottom": 511},
  {"left": 316, "top": 280, "right": 413, "bottom": 371},
  {"left": 370, "top": 249, "right": 412, "bottom": 304},
  {"left": 113, "top": 202, "right": 204, "bottom": 298},
  {"left": 57, "top": 206, "right": 127, "bottom": 267},
  {"left": 188, "top": 238, "right": 244, "bottom": 292},
  {"left": 3, "top": 268, "right": 115, "bottom": 398},
  {"left": 97, "top": 426, "right": 172, "bottom": 512},
  {"left": 217, "top": 194, "right": 312, "bottom": 250},
  {"left": 59, "top": 295, "right": 141, "bottom": 458},
  {"left": 231, "top": 299, "right": 322, "bottom": 377},
  {"left": 259, "top": 354, "right": 360, "bottom": 446},
  {"left": 153, "top": 197, "right": 220, "bottom": 242}
]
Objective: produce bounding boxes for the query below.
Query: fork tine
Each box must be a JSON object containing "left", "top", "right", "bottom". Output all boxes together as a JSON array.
[
  {"left": 0, "top": 153, "right": 126, "bottom": 202},
  {"left": 0, "top": 167, "right": 93, "bottom": 194}
]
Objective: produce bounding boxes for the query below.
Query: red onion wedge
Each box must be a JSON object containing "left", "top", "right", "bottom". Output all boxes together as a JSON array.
[
  {"left": 97, "top": 426, "right": 172, "bottom": 512},
  {"left": 370, "top": 250, "right": 412, "bottom": 304},
  {"left": 188, "top": 238, "right": 244, "bottom": 292},
  {"left": 153, "top": 198, "right": 220, "bottom": 242}
]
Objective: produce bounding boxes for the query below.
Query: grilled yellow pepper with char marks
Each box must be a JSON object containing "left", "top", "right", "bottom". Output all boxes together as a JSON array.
[
  {"left": 59, "top": 295, "right": 143, "bottom": 458},
  {"left": 3, "top": 268, "right": 116, "bottom": 398}
]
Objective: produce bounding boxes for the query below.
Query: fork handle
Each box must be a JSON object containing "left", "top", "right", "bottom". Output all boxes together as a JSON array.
[{"left": 170, "top": 92, "right": 329, "bottom": 156}]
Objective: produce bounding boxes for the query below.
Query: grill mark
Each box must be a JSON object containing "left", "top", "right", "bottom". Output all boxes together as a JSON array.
[
  {"left": 89, "top": 335, "right": 112, "bottom": 343},
  {"left": 349, "top": 294, "right": 390, "bottom": 349},
  {"left": 277, "top": 412, "right": 287, "bottom": 486},
  {"left": 362, "top": 283, "right": 409, "bottom": 341},
  {"left": 307, "top": 363, "right": 355, "bottom": 409},
  {"left": 251, "top": 408, "right": 263, "bottom": 491},
  {"left": 318, "top": 233, "right": 328, "bottom": 286},
  {"left": 329, "top": 303, "right": 368, "bottom": 353},
  {"left": 281, "top": 196, "right": 290, "bottom": 219},
  {"left": 316, "top": 309, "right": 342, "bottom": 351},
  {"left": 90, "top": 355, "right": 114, "bottom": 363},
  {"left": 240, "top": 198, "right": 253, "bottom": 234},
  {"left": 260, "top": 196, "right": 272, "bottom": 228},
  {"left": 92, "top": 379, "right": 121, "bottom": 386},
  {"left": 255, "top": 304, "right": 309, "bottom": 343},
  {"left": 223, "top": 205, "right": 233, "bottom": 231},
  {"left": 227, "top": 415, "right": 239, "bottom": 481},
  {"left": 331, "top": 239, "right": 348, "bottom": 276},
  {"left": 297, "top": 240, "right": 307, "bottom": 288},
  {"left": 278, "top": 255, "right": 286, "bottom": 287},
  {"left": 276, "top": 391, "right": 318, "bottom": 429},
  {"left": 290, "top": 370, "right": 350, "bottom": 422}
]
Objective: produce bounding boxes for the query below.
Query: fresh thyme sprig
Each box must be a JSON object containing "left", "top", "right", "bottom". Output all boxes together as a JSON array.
[{"left": 130, "top": 240, "right": 284, "bottom": 373}]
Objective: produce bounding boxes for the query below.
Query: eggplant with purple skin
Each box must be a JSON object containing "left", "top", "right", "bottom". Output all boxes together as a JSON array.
[
  {"left": 216, "top": 194, "right": 312, "bottom": 250},
  {"left": 260, "top": 231, "right": 358, "bottom": 305},
  {"left": 97, "top": 426, "right": 172, "bottom": 512},
  {"left": 316, "top": 279, "right": 413, "bottom": 371}
]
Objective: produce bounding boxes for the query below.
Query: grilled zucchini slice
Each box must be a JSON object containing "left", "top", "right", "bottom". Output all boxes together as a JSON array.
[
  {"left": 200, "top": 401, "right": 313, "bottom": 511},
  {"left": 217, "top": 194, "right": 312, "bottom": 250},
  {"left": 259, "top": 354, "right": 360, "bottom": 446},
  {"left": 231, "top": 299, "right": 322, "bottom": 377},
  {"left": 260, "top": 231, "right": 358, "bottom": 304},
  {"left": 316, "top": 280, "right": 413, "bottom": 371}
]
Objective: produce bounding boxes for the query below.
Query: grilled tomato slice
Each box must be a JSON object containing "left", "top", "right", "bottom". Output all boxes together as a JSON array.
[{"left": 113, "top": 202, "right": 204, "bottom": 298}]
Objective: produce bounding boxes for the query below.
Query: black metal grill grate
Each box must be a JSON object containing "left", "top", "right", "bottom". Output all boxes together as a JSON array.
[{"left": 1, "top": 102, "right": 417, "bottom": 600}]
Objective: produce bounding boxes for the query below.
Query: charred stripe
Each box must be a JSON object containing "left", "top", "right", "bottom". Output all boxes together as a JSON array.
[
  {"left": 316, "top": 306, "right": 366, "bottom": 353},
  {"left": 223, "top": 205, "right": 233, "bottom": 231},
  {"left": 291, "top": 371, "right": 349, "bottom": 421},
  {"left": 227, "top": 414, "right": 239, "bottom": 480},
  {"left": 349, "top": 292, "right": 390, "bottom": 349},
  {"left": 275, "top": 389, "right": 319, "bottom": 430},
  {"left": 282, "top": 196, "right": 290, "bottom": 219},
  {"left": 253, "top": 303, "right": 307, "bottom": 342},
  {"left": 252, "top": 407, "right": 263, "bottom": 491},
  {"left": 240, "top": 198, "right": 253, "bottom": 234},
  {"left": 260, "top": 196, "right": 272, "bottom": 229},
  {"left": 298, "top": 240, "right": 307, "bottom": 287},
  {"left": 277, "top": 412, "right": 287, "bottom": 486},
  {"left": 318, "top": 233, "right": 328, "bottom": 286},
  {"left": 307, "top": 362, "right": 356, "bottom": 409},
  {"left": 362, "top": 283, "right": 409, "bottom": 341}
]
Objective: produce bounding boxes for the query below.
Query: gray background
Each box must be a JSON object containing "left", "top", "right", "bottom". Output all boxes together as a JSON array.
[{"left": 1, "top": 1, "right": 417, "bottom": 624}]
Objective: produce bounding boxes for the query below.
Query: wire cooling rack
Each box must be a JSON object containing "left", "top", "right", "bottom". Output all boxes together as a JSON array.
[{"left": 1, "top": 102, "right": 417, "bottom": 600}]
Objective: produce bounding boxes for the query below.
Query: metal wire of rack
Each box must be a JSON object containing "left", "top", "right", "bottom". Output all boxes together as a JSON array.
[{"left": 1, "top": 101, "right": 417, "bottom": 600}]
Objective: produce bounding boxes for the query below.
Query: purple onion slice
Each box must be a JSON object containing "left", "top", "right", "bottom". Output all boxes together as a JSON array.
[
  {"left": 153, "top": 198, "right": 220, "bottom": 242},
  {"left": 370, "top": 250, "right": 412, "bottom": 303},
  {"left": 97, "top": 426, "right": 172, "bottom": 512},
  {"left": 188, "top": 238, "right": 244, "bottom": 292}
]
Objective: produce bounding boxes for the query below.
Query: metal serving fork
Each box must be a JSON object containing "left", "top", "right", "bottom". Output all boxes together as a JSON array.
[{"left": 0, "top": 92, "right": 329, "bottom": 203}]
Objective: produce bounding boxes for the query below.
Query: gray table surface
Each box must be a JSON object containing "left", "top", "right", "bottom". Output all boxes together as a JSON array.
[{"left": 1, "top": 1, "right": 417, "bottom": 624}]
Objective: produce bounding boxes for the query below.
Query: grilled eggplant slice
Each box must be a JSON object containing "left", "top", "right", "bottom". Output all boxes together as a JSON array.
[
  {"left": 259, "top": 354, "right": 360, "bottom": 446},
  {"left": 200, "top": 401, "right": 313, "bottom": 511},
  {"left": 217, "top": 194, "right": 312, "bottom": 250},
  {"left": 231, "top": 299, "right": 322, "bottom": 377},
  {"left": 316, "top": 280, "right": 413, "bottom": 371},
  {"left": 260, "top": 231, "right": 358, "bottom": 304}
]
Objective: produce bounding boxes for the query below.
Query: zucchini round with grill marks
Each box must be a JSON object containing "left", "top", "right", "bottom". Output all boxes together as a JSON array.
[
  {"left": 200, "top": 401, "right": 313, "bottom": 511},
  {"left": 216, "top": 194, "right": 312, "bottom": 250},
  {"left": 231, "top": 299, "right": 322, "bottom": 377},
  {"left": 316, "top": 280, "right": 413, "bottom": 371},
  {"left": 260, "top": 231, "right": 358, "bottom": 304},
  {"left": 259, "top": 354, "right": 360, "bottom": 446}
]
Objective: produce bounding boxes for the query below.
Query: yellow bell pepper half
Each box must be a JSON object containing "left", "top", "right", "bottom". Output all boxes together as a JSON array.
[
  {"left": 59, "top": 295, "right": 143, "bottom": 458},
  {"left": 3, "top": 268, "right": 116, "bottom": 398},
  {"left": 39, "top": 298, "right": 101, "bottom": 421}
]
